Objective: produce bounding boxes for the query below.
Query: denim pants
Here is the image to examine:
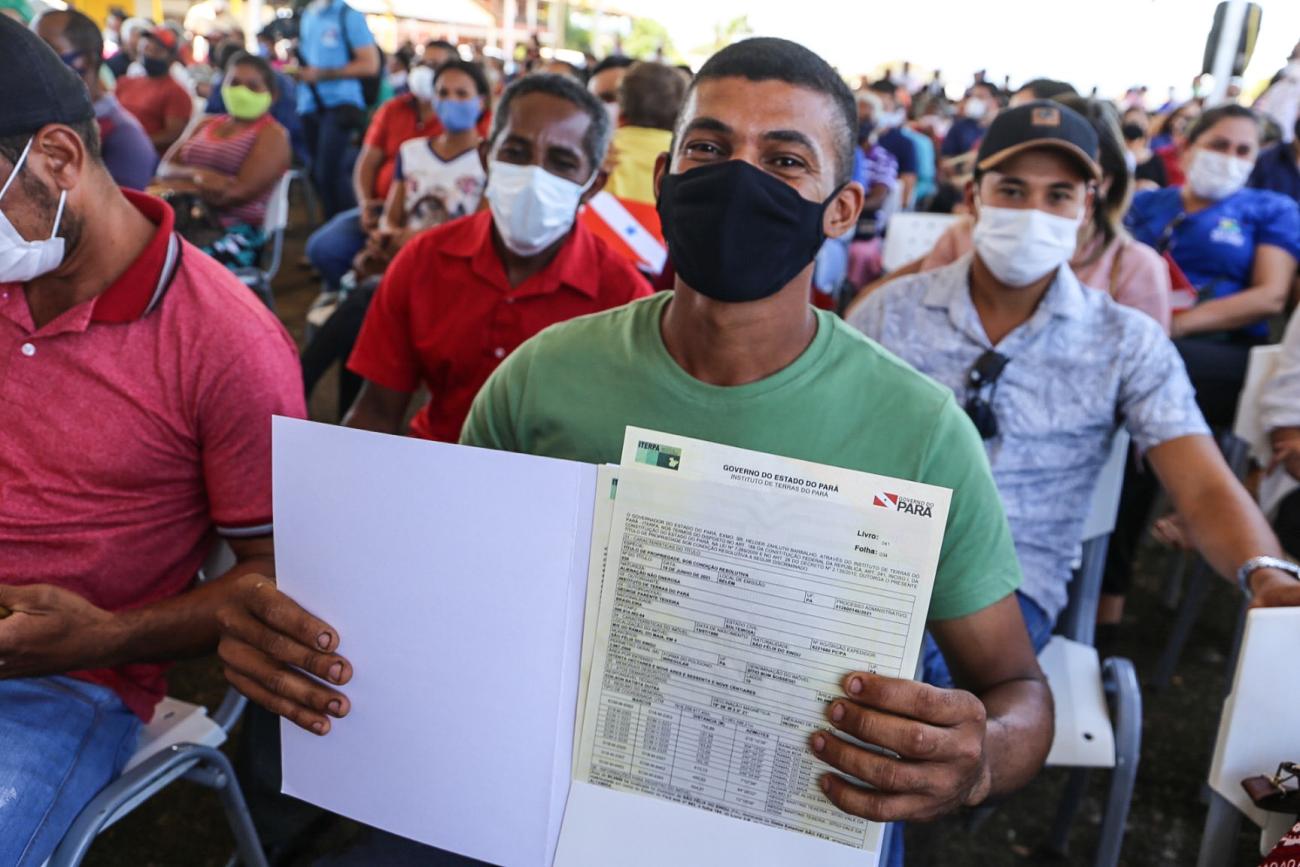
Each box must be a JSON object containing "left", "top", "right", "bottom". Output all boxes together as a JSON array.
[
  {"left": 305, "top": 207, "right": 367, "bottom": 291},
  {"left": 880, "top": 591, "right": 1053, "bottom": 866},
  {"left": 302, "top": 110, "right": 360, "bottom": 220},
  {"left": 0, "top": 676, "right": 141, "bottom": 866}
]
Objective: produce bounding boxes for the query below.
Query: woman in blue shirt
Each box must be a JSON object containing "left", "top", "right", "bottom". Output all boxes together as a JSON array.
[
  {"left": 1127, "top": 104, "right": 1300, "bottom": 427},
  {"left": 1103, "top": 106, "right": 1300, "bottom": 634}
]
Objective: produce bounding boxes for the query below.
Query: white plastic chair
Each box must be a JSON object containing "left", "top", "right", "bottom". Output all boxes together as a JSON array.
[
  {"left": 1154, "top": 345, "right": 1283, "bottom": 688},
  {"left": 45, "top": 543, "right": 268, "bottom": 867},
  {"left": 234, "top": 171, "right": 293, "bottom": 311},
  {"left": 879, "top": 212, "right": 961, "bottom": 273},
  {"left": 1197, "top": 607, "right": 1300, "bottom": 866},
  {"left": 1036, "top": 431, "right": 1142, "bottom": 867}
]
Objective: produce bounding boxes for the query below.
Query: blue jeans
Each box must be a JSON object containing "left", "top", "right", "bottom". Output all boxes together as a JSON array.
[
  {"left": 921, "top": 591, "right": 1054, "bottom": 689},
  {"left": 302, "top": 110, "right": 359, "bottom": 219},
  {"left": 0, "top": 676, "right": 141, "bottom": 866},
  {"left": 306, "top": 207, "right": 367, "bottom": 291},
  {"left": 880, "top": 592, "right": 1053, "bottom": 866},
  {"left": 813, "top": 234, "right": 851, "bottom": 294}
]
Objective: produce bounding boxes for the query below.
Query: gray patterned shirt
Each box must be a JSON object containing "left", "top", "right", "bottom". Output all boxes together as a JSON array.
[{"left": 848, "top": 253, "right": 1209, "bottom": 620}]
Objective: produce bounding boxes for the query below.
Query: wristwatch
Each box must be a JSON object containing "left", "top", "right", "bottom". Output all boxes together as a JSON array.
[{"left": 1236, "top": 556, "right": 1300, "bottom": 596}]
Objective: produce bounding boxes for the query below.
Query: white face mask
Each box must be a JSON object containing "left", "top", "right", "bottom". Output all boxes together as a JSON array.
[
  {"left": 603, "top": 100, "right": 620, "bottom": 128},
  {"left": 1185, "top": 149, "right": 1253, "bottom": 201},
  {"left": 485, "top": 161, "right": 595, "bottom": 256},
  {"left": 407, "top": 65, "right": 436, "bottom": 102},
  {"left": 0, "top": 138, "right": 68, "bottom": 285},
  {"left": 972, "top": 204, "right": 1082, "bottom": 287},
  {"left": 963, "top": 98, "right": 989, "bottom": 120},
  {"left": 879, "top": 109, "right": 905, "bottom": 129}
]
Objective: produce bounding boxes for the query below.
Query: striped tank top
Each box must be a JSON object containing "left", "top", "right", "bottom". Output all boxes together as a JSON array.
[{"left": 179, "top": 114, "right": 277, "bottom": 227}]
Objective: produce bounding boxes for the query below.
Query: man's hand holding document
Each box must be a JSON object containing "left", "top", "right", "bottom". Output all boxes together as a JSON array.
[{"left": 219, "top": 418, "right": 979, "bottom": 866}]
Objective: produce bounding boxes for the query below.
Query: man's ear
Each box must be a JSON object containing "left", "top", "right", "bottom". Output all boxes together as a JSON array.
[
  {"left": 823, "top": 180, "right": 865, "bottom": 239},
  {"left": 579, "top": 169, "right": 608, "bottom": 204},
  {"left": 962, "top": 177, "right": 978, "bottom": 217},
  {"left": 34, "top": 124, "right": 87, "bottom": 195},
  {"left": 652, "top": 151, "right": 670, "bottom": 201}
]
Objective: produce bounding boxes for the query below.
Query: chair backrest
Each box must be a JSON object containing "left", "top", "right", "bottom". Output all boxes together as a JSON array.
[
  {"left": 263, "top": 171, "right": 293, "bottom": 235},
  {"left": 880, "top": 212, "right": 961, "bottom": 273},
  {"left": 1081, "top": 429, "right": 1131, "bottom": 543},
  {"left": 1057, "top": 430, "right": 1130, "bottom": 646},
  {"left": 1232, "top": 344, "right": 1285, "bottom": 465}
]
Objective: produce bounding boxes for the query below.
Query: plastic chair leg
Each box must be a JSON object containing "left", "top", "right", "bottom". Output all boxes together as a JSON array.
[
  {"left": 204, "top": 748, "right": 268, "bottom": 867},
  {"left": 1095, "top": 657, "right": 1141, "bottom": 867},
  {"left": 1045, "top": 767, "right": 1090, "bottom": 856},
  {"left": 1196, "top": 791, "right": 1243, "bottom": 867},
  {"left": 1153, "top": 557, "right": 1212, "bottom": 689},
  {"left": 1161, "top": 550, "right": 1187, "bottom": 611},
  {"left": 48, "top": 744, "right": 269, "bottom": 867}
]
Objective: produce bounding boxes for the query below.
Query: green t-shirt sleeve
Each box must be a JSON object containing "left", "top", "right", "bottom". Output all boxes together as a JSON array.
[
  {"left": 459, "top": 341, "right": 531, "bottom": 452},
  {"left": 920, "top": 396, "right": 1023, "bottom": 621}
]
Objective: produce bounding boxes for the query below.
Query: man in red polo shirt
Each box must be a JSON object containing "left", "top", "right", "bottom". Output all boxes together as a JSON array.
[
  {"left": 114, "top": 26, "right": 193, "bottom": 154},
  {"left": 305, "top": 42, "right": 494, "bottom": 292},
  {"left": 0, "top": 19, "right": 303, "bottom": 865},
  {"left": 343, "top": 72, "right": 651, "bottom": 441}
]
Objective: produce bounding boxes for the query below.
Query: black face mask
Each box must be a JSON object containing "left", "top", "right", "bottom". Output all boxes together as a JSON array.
[
  {"left": 142, "top": 56, "right": 171, "bottom": 78},
  {"left": 656, "top": 160, "right": 832, "bottom": 304}
]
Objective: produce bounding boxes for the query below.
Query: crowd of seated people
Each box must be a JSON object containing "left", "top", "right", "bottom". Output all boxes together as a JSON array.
[{"left": 5, "top": 7, "right": 1300, "bottom": 867}]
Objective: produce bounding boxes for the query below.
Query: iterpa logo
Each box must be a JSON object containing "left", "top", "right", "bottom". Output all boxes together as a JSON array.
[
  {"left": 635, "top": 440, "right": 681, "bottom": 470},
  {"left": 873, "top": 490, "right": 934, "bottom": 517}
]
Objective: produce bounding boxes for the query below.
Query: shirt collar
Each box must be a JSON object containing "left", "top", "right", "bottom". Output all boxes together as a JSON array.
[
  {"left": 441, "top": 210, "right": 601, "bottom": 299},
  {"left": 90, "top": 189, "right": 177, "bottom": 324}
]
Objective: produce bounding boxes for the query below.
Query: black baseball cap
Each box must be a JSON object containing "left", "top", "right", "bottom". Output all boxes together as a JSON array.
[
  {"left": 0, "top": 13, "right": 94, "bottom": 140},
  {"left": 976, "top": 100, "right": 1101, "bottom": 182}
]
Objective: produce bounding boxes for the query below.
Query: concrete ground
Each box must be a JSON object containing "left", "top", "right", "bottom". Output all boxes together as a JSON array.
[{"left": 82, "top": 203, "right": 1265, "bottom": 866}]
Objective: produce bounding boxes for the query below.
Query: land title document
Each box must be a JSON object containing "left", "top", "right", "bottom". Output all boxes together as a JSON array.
[{"left": 560, "top": 428, "right": 951, "bottom": 865}]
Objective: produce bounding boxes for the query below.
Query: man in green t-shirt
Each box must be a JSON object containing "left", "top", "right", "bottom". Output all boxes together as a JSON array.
[{"left": 217, "top": 37, "right": 1052, "bottom": 836}]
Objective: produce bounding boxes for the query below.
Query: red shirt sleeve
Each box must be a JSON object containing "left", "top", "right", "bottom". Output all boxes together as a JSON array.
[
  {"left": 363, "top": 98, "right": 396, "bottom": 150},
  {"left": 199, "top": 316, "right": 307, "bottom": 535},
  {"left": 347, "top": 240, "right": 424, "bottom": 393}
]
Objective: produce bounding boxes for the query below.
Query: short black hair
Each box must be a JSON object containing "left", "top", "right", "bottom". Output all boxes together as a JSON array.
[
  {"left": 426, "top": 39, "right": 457, "bottom": 55},
  {"left": 968, "top": 81, "right": 1003, "bottom": 101},
  {"left": 621, "top": 61, "right": 687, "bottom": 130},
  {"left": 53, "top": 9, "right": 104, "bottom": 70},
  {"left": 590, "top": 54, "right": 634, "bottom": 78},
  {"left": 227, "top": 50, "right": 278, "bottom": 97},
  {"left": 489, "top": 73, "right": 612, "bottom": 174},
  {"left": 687, "top": 37, "right": 857, "bottom": 186},
  {"left": 436, "top": 59, "right": 491, "bottom": 120},
  {"left": 867, "top": 79, "right": 897, "bottom": 96},
  {"left": 1016, "top": 78, "right": 1077, "bottom": 101},
  {"left": 1186, "top": 104, "right": 1259, "bottom": 145}
]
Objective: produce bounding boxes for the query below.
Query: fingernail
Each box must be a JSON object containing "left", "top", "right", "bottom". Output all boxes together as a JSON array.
[
  {"left": 328, "top": 662, "right": 343, "bottom": 682},
  {"left": 311, "top": 720, "right": 325, "bottom": 734},
  {"left": 821, "top": 775, "right": 831, "bottom": 793},
  {"left": 317, "top": 632, "right": 332, "bottom": 649},
  {"left": 811, "top": 734, "right": 825, "bottom": 752},
  {"left": 830, "top": 702, "right": 845, "bottom": 722},
  {"left": 848, "top": 676, "right": 863, "bottom": 695},
  {"left": 327, "top": 699, "right": 342, "bottom": 716}
]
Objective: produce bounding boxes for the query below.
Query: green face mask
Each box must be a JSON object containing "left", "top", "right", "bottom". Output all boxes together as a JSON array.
[{"left": 222, "top": 83, "right": 273, "bottom": 121}]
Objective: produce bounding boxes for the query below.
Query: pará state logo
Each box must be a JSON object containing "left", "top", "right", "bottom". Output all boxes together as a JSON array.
[
  {"left": 635, "top": 440, "right": 681, "bottom": 471},
  {"left": 872, "top": 490, "right": 935, "bottom": 517},
  {"left": 1209, "top": 217, "right": 1246, "bottom": 247}
]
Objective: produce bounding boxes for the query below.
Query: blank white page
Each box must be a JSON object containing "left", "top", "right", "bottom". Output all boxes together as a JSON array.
[{"left": 273, "top": 418, "right": 596, "bottom": 867}]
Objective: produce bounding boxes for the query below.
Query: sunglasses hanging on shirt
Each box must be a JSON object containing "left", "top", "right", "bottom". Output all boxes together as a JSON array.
[{"left": 964, "top": 349, "right": 1010, "bottom": 440}]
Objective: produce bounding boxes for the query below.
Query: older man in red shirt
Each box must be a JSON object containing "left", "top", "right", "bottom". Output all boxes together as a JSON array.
[
  {"left": 344, "top": 73, "right": 651, "bottom": 440},
  {"left": 0, "top": 19, "right": 302, "bottom": 865}
]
